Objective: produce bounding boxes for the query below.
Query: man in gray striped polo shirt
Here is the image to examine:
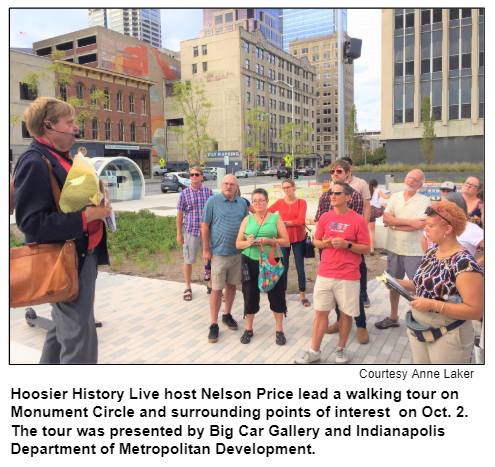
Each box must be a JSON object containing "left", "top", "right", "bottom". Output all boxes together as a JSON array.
[{"left": 201, "top": 174, "right": 249, "bottom": 343}]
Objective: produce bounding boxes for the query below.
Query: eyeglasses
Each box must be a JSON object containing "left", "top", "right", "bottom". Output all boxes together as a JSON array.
[
  {"left": 425, "top": 206, "right": 451, "bottom": 225},
  {"left": 330, "top": 169, "right": 345, "bottom": 175},
  {"left": 464, "top": 182, "right": 479, "bottom": 189},
  {"left": 252, "top": 199, "right": 268, "bottom": 204},
  {"left": 406, "top": 175, "right": 422, "bottom": 184},
  {"left": 190, "top": 173, "right": 201, "bottom": 177},
  {"left": 328, "top": 190, "right": 345, "bottom": 196}
]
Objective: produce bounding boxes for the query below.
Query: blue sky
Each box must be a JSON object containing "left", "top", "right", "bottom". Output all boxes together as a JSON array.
[{"left": 10, "top": 8, "right": 381, "bottom": 130}]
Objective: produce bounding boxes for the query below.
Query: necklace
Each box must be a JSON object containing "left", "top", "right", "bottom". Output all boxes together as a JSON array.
[
  {"left": 255, "top": 211, "right": 268, "bottom": 225},
  {"left": 435, "top": 246, "right": 462, "bottom": 260}
]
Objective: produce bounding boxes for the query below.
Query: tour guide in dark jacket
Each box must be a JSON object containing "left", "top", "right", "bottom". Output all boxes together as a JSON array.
[{"left": 14, "top": 97, "right": 111, "bottom": 364}]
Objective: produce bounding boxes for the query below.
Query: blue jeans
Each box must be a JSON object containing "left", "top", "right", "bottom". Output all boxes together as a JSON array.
[
  {"left": 318, "top": 250, "right": 368, "bottom": 329},
  {"left": 280, "top": 240, "right": 306, "bottom": 292}
]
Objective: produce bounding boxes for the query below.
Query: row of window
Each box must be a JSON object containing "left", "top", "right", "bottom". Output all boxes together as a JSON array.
[
  {"left": 395, "top": 8, "right": 484, "bottom": 30},
  {"left": 193, "top": 45, "right": 207, "bottom": 57},
  {"left": 192, "top": 62, "right": 208, "bottom": 73},
  {"left": 79, "top": 119, "right": 148, "bottom": 142}
]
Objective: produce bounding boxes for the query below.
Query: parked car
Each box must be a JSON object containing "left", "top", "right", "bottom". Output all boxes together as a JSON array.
[
  {"left": 161, "top": 172, "right": 191, "bottom": 193},
  {"left": 264, "top": 167, "right": 278, "bottom": 176},
  {"left": 153, "top": 165, "right": 167, "bottom": 176},
  {"left": 297, "top": 166, "right": 316, "bottom": 176},
  {"left": 235, "top": 169, "right": 255, "bottom": 178},
  {"left": 254, "top": 169, "right": 264, "bottom": 176},
  {"left": 276, "top": 166, "right": 299, "bottom": 179},
  {"left": 202, "top": 169, "right": 217, "bottom": 181}
]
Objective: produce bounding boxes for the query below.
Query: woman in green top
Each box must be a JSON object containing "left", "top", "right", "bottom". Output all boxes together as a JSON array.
[{"left": 236, "top": 188, "right": 290, "bottom": 345}]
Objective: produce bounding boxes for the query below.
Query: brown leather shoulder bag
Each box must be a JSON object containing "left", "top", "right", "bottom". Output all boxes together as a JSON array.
[{"left": 10, "top": 153, "right": 79, "bottom": 308}]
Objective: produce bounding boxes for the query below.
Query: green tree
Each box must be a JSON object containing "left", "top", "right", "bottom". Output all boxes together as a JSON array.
[
  {"left": 367, "top": 145, "right": 387, "bottom": 165},
  {"left": 10, "top": 105, "right": 20, "bottom": 143},
  {"left": 241, "top": 108, "right": 270, "bottom": 188},
  {"left": 279, "top": 121, "right": 312, "bottom": 176},
  {"left": 420, "top": 95, "right": 436, "bottom": 165},
  {"left": 169, "top": 80, "right": 216, "bottom": 165},
  {"left": 344, "top": 104, "right": 361, "bottom": 161}
]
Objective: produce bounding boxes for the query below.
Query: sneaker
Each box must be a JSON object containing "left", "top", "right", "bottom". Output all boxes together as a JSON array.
[
  {"left": 294, "top": 350, "right": 320, "bottom": 364},
  {"left": 326, "top": 321, "right": 339, "bottom": 334},
  {"left": 357, "top": 327, "right": 369, "bottom": 344},
  {"left": 221, "top": 313, "right": 238, "bottom": 330},
  {"left": 208, "top": 323, "right": 219, "bottom": 343},
  {"left": 335, "top": 347, "right": 348, "bottom": 364},
  {"left": 363, "top": 298, "right": 371, "bottom": 308},
  {"left": 375, "top": 317, "right": 400, "bottom": 329}
]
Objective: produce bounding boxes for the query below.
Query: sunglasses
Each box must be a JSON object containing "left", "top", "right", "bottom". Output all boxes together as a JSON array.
[
  {"left": 330, "top": 169, "right": 345, "bottom": 175},
  {"left": 189, "top": 173, "right": 202, "bottom": 177},
  {"left": 425, "top": 206, "right": 451, "bottom": 225},
  {"left": 328, "top": 190, "right": 345, "bottom": 196},
  {"left": 464, "top": 182, "right": 479, "bottom": 189}
]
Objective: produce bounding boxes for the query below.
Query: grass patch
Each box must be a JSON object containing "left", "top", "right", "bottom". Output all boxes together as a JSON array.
[
  {"left": 318, "top": 162, "right": 484, "bottom": 174},
  {"left": 107, "top": 209, "right": 179, "bottom": 260},
  {"left": 10, "top": 231, "right": 24, "bottom": 249}
]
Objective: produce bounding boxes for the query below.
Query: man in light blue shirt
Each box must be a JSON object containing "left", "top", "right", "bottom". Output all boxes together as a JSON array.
[{"left": 202, "top": 174, "right": 248, "bottom": 343}]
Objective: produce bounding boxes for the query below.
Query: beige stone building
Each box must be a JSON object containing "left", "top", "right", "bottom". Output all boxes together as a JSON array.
[
  {"left": 165, "top": 28, "right": 317, "bottom": 171},
  {"left": 289, "top": 33, "right": 354, "bottom": 164},
  {"left": 10, "top": 50, "right": 56, "bottom": 168},
  {"left": 381, "top": 8, "right": 484, "bottom": 163}
]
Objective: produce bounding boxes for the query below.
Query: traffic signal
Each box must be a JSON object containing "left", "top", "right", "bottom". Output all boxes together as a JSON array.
[{"left": 343, "top": 38, "right": 362, "bottom": 64}]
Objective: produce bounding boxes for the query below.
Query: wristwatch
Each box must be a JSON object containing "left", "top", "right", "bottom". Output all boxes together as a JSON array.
[{"left": 347, "top": 242, "right": 353, "bottom": 249}]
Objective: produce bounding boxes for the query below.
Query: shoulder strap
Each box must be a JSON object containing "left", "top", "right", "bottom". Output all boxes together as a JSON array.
[{"left": 10, "top": 149, "right": 62, "bottom": 215}]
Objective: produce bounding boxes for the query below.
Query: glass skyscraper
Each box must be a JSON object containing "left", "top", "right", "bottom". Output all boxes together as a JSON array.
[{"left": 280, "top": 9, "right": 347, "bottom": 52}]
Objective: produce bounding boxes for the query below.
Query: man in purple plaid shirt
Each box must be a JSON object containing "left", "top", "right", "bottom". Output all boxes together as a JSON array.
[
  {"left": 315, "top": 159, "right": 370, "bottom": 344},
  {"left": 176, "top": 166, "right": 214, "bottom": 301}
]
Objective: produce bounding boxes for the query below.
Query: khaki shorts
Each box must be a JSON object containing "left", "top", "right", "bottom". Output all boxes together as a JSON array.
[
  {"left": 211, "top": 254, "right": 242, "bottom": 290},
  {"left": 183, "top": 232, "right": 203, "bottom": 265},
  {"left": 313, "top": 275, "right": 360, "bottom": 317}
]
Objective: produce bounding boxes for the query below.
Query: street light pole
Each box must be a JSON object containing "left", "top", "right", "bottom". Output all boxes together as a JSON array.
[
  {"left": 364, "top": 128, "right": 367, "bottom": 165},
  {"left": 273, "top": 79, "right": 294, "bottom": 179}
]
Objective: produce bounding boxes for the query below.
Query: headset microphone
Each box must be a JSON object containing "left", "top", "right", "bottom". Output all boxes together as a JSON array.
[{"left": 44, "top": 123, "right": 80, "bottom": 139}]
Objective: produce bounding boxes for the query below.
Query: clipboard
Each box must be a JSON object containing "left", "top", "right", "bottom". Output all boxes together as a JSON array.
[{"left": 377, "top": 271, "right": 414, "bottom": 302}]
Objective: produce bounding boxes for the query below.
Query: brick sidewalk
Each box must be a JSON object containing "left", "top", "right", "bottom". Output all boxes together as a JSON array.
[{"left": 10, "top": 272, "right": 420, "bottom": 364}]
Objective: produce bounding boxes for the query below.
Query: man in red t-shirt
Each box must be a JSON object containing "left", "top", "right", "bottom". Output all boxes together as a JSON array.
[{"left": 295, "top": 182, "right": 370, "bottom": 364}]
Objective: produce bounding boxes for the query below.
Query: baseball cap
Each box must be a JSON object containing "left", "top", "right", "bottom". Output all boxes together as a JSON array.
[{"left": 440, "top": 181, "right": 456, "bottom": 192}]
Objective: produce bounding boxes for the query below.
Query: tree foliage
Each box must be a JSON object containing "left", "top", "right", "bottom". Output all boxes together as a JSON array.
[
  {"left": 344, "top": 104, "right": 361, "bottom": 161},
  {"left": 280, "top": 121, "right": 312, "bottom": 171},
  {"left": 419, "top": 95, "right": 436, "bottom": 165},
  {"left": 367, "top": 145, "right": 387, "bottom": 165},
  {"left": 169, "top": 80, "right": 216, "bottom": 165},
  {"left": 10, "top": 105, "right": 20, "bottom": 143}
]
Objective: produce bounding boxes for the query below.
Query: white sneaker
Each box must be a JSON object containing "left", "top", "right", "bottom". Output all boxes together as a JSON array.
[
  {"left": 335, "top": 347, "right": 348, "bottom": 364},
  {"left": 294, "top": 350, "right": 320, "bottom": 364}
]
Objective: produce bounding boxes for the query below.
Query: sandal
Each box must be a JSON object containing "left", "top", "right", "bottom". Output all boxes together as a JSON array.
[
  {"left": 206, "top": 286, "right": 212, "bottom": 294},
  {"left": 301, "top": 299, "right": 310, "bottom": 307},
  {"left": 276, "top": 331, "right": 286, "bottom": 346},
  {"left": 183, "top": 289, "right": 192, "bottom": 301},
  {"left": 240, "top": 330, "right": 254, "bottom": 344}
]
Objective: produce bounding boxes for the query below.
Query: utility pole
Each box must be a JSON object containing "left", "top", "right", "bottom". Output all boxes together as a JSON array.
[{"left": 337, "top": 9, "right": 345, "bottom": 160}]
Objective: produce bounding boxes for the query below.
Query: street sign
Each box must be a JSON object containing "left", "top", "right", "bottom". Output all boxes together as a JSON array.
[
  {"left": 224, "top": 155, "right": 230, "bottom": 166},
  {"left": 159, "top": 158, "right": 165, "bottom": 168},
  {"left": 188, "top": 158, "right": 192, "bottom": 163}
]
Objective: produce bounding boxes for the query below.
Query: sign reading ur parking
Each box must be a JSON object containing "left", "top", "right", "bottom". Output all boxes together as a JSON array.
[{"left": 207, "top": 151, "right": 240, "bottom": 158}]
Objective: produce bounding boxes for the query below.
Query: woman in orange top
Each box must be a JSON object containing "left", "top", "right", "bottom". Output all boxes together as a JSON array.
[{"left": 268, "top": 179, "right": 310, "bottom": 306}]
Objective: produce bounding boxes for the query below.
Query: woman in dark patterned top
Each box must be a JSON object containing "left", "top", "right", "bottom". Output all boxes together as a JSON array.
[
  {"left": 388, "top": 200, "right": 483, "bottom": 364},
  {"left": 462, "top": 176, "right": 484, "bottom": 228}
]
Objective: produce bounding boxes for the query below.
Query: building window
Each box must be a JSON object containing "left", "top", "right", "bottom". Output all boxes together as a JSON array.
[
  {"left": 104, "top": 89, "right": 110, "bottom": 109},
  {"left": 205, "top": 29, "right": 213, "bottom": 36},
  {"left": 202, "top": 62, "right": 208, "bottom": 72},
  {"left": 256, "top": 63, "right": 259, "bottom": 73},
  {"left": 104, "top": 119, "right": 111, "bottom": 140},
  {"left": 478, "top": 75, "right": 484, "bottom": 118},
  {"left": 90, "top": 86, "right": 97, "bottom": 106},
  {"left": 141, "top": 95, "right": 147, "bottom": 114},
  {"left": 21, "top": 121, "right": 31, "bottom": 138},
  {"left": 246, "top": 76, "right": 250, "bottom": 86},
  {"left": 245, "top": 59, "right": 249, "bottom": 70},
  {"left": 129, "top": 94, "right": 135, "bottom": 113},
  {"left": 59, "top": 84, "right": 67, "bottom": 102},
  {"left": 118, "top": 120, "right": 124, "bottom": 141},
  {"left": 19, "top": 83, "right": 37, "bottom": 101},
  {"left": 91, "top": 118, "right": 99, "bottom": 140},
  {"left": 76, "top": 82, "right": 84, "bottom": 100},
  {"left": 293, "top": 49, "right": 298, "bottom": 55},
  {"left": 257, "top": 95, "right": 260, "bottom": 105},
  {"left": 247, "top": 92, "right": 250, "bottom": 103},
  {"left": 215, "top": 27, "right": 222, "bottom": 34},
  {"left": 260, "top": 65, "right": 264, "bottom": 75},
  {"left": 202, "top": 45, "right": 207, "bottom": 55},
  {"left": 214, "top": 15, "right": 222, "bottom": 25},
  {"left": 313, "top": 55, "right": 319, "bottom": 62},
  {"left": 225, "top": 12, "right": 233, "bottom": 23},
  {"left": 245, "top": 42, "right": 249, "bottom": 53},
  {"left": 256, "top": 47, "right": 259, "bottom": 58},
  {"left": 142, "top": 123, "right": 148, "bottom": 143},
  {"left": 193, "top": 46, "right": 198, "bottom": 57},
  {"left": 117, "top": 91, "right": 123, "bottom": 111},
  {"left": 130, "top": 122, "right": 136, "bottom": 142},
  {"left": 192, "top": 63, "right": 197, "bottom": 74}
]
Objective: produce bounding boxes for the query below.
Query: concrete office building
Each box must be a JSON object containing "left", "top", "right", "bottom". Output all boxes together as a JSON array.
[
  {"left": 382, "top": 8, "right": 484, "bottom": 163},
  {"left": 33, "top": 26, "right": 181, "bottom": 167},
  {"left": 290, "top": 33, "right": 354, "bottom": 164},
  {"left": 89, "top": 8, "right": 162, "bottom": 48},
  {"left": 165, "top": 28, "right": 316, "bottom": 172},
  {"left": 280, "top": 9, "right": 347, "bottom": 52},
  {"left": 200, "top": 9, "right": 281, "bottom": 49}
]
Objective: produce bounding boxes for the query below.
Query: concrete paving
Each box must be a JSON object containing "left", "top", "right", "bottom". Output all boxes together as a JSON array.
[{"left": 9, "top": 178, "right": 479, "bottom": 364}]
